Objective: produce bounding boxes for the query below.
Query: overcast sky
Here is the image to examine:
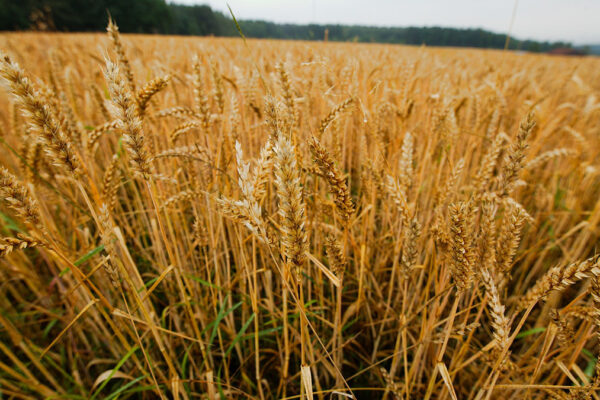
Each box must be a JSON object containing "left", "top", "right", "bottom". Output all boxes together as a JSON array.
[{"left": 170, "top": 0, "right": 599, "bottom": 44}]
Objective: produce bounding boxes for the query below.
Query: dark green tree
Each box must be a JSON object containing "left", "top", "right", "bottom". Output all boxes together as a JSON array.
[{"left": 0, "top": 1, "right": 572, "bottom": 53}]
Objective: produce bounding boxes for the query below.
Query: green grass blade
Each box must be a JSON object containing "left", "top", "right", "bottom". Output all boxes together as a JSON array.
[
  {"left": 185, "top": 274, "right": 224, "bottom": 290},
  {"left": 515, "top": 327, "right": 546, "bottom": 339},
  {"left": 207, "top": 296, "right": 244, "bottom": 347},
  {"left": 225, "top": 313, "right": 255, "bottom": 357},
  {"left": 0, "top": 211, "right": 23, "bottom": 233},
  {"left": 90, "top": 345, "right": 139, "bottom": 400},
  {"left": 104, "top": 375, "right": 148, "bottom": 400},
  {"left": 60, "top": 244, "right": 105, "bottom": 277}
]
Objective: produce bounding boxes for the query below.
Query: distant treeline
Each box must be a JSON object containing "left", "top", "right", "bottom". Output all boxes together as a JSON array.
[{"left": 0, "top": 0, "right": 573, "bottom": 52}]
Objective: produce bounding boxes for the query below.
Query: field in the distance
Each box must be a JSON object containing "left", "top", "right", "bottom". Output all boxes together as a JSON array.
[{"left": 1, "top": 30, "right": 600, "bottom": 399}]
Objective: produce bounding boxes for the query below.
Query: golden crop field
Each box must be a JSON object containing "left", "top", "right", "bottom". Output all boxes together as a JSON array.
[{"left": 1, "top": 25, "right": 600, "bottom": 399}]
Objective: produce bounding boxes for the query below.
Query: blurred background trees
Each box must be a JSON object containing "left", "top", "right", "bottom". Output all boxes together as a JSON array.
[{"left": 0, "top": 0, "right": 575, "bottom": 52}]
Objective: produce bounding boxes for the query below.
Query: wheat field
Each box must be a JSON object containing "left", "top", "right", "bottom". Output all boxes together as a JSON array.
[{"left": 0, "top": 25, "right": 600, "bottom": 399}]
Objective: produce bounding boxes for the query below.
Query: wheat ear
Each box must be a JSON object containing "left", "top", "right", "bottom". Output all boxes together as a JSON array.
[
  {"left": 104, "top": 60, "right": 152, "bottom": 178},
  {"left": 0, "top": 234, "right": 43, "bottom": 258},
  {"left": 309, "top": 136, "right": 355, "bottom": 222},
  {"left": 497, "top": 112, "right": 535, "bottom": 197},
  {"left": 0, "top": 54, "right": 81, "bottom": 175},
  {"left": 521, "top": 255, "right": 600, "bottom": 308},
  {"left": 136, "top": 75, "right": 170, "bottom": 116},
  {"left": 448, "top": 201, "right": 475, "bottom": 292},
  {"left": 0, "top": 167, "right": 43, "bottom": 230},
  {"left": 274, "top": 136, "right": 308, "bottom": 280},
  {"left": 107, "top": 18, "right": 136, "bottom": 94}
]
